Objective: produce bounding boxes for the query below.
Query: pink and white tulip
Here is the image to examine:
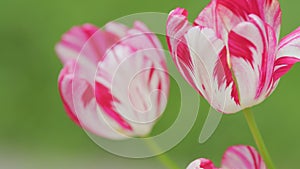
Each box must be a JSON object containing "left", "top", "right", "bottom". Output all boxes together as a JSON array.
[
  {"left": 187, "top": 145, "right": 266, "bottom": 169},
  {"left": 167, "top": 0, "right": 300, "bottom": 113},
  {"left": 56, "top": 22, "right": 169, "bottom": 139}
]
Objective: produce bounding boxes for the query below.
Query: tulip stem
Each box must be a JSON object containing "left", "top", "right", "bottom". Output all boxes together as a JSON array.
[
  {"left": 243, "top": 109, "right": 276, "bottom": 169},
  {"left": 145, "top": 138, "right": 181, "bottom": 169}
]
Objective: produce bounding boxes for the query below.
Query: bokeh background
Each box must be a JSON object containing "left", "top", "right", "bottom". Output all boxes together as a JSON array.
[{"left": 1, "top": 0, "right": 299, "bottom": 168}]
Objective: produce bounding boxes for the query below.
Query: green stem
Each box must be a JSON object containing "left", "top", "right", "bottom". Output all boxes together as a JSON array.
[
  {"left": 145, "top": 138, "right": 181, "bottom": 169},
  {"left": 243, "top": 108, "right": 276, "bottom": 169}
]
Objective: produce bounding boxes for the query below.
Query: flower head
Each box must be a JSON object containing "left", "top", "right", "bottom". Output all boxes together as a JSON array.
[
  {"left": 167, "top": 0, "right": 300, "bottom": 113},
  {"left": 187, "top": 145, "right": 266, "bottom": 169},
  {"left": 56, "top": 22, "right": 169, "bottom": 139}
]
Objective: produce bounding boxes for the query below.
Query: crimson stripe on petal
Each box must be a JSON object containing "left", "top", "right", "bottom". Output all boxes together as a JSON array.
[
  {"left": 229, "top": 31, "right": 256, "bottom": 68},
  {"left": 273, "top": 57, "right": 300, "bottom": 81},
  {"left": 218, "top": 0, "right": 260, "bottom": 20},
  {"left": 177, "top": 38, "right": 193, "bottom": 70},
  {"left": 199, "top": 158, "right": 218, "bottom": 169},
  {"left": 95, "top": 82, "right": 133, "bottom": 131},
  {"left": 186, "top": 158, "right": 218, "bottom": 169},
  {"left": 213, "top": 47, "right": 240, "bottom": 105},
  {"left": 250, "top": 16, "right": 277, "bottom": 99},
  {"left": 247, "top": 146, "right": 261, "bottom": 169}
]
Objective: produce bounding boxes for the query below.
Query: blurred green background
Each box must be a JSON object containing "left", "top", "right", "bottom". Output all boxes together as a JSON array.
[{"left": 0, "top": 0, "right": 299, "bottom": 168}]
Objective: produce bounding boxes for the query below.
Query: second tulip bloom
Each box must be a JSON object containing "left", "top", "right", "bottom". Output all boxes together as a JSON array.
[{"left": 167, "top": 0, "right": 300, "bottom": 113}]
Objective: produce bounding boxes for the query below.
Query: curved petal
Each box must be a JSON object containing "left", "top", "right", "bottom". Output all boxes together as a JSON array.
[
  {"left": 194, "top": 0, "right": 281, "bottom": 40},
  {"left": 95, "top": 41, "right": 169, "bottom": 136},
  {"left": 58, "top": 61, "right": 80, "bottom": 125},
  {"left": 166, "top": 8, "right": 201, "bottom": 92},
  {"left": 194, "top": 0, "right": 227, "bottom": 39},
  {"left": 221, "top": 145, "right": 266, "bottom": 169},
  {"left": 186, "top": 158, "right": 218, "bottom": 169},
  {"left": 126, "top": 21, "right": 164, "bottom": 52},
  {"left": 55, "top": 24, "right": 119, "bottom": 65},
  {"left": 58, "top": 61, "right": 125, "bottom": 139},
  {"left": 274, "top": 27, "right": 300, "bottom": 82},
  {"left": 105, "top": 22, "right": 129, "bottom": 38},
  {"left": 166, "top": 8, "right": 190, "bottom": 54},
  {"left": 262, "top": 0, "right": 281, "bottom": 39},
  {"left": 228, "top": 15, "right": 277, "bottom": 109},
  {"left": 184, "top": 27, "right": 241, "bottom": 113}
]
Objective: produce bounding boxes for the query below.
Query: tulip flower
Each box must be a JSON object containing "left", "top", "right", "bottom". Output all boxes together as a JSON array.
[
  {"left": 56, "top": 22, "right": 169, "bottom": 139},
  {"left": 187, "top": 145, "right": 266, "bottom": 169},
  {"left": 166, "top": 0, "right": 300, "bottom": 114}
]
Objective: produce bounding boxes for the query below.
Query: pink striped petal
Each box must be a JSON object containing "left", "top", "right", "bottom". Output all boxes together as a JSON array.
[
  {"left": 58, "top": 61, "right": 125, "bottom": 139},
  {"left": 166, "top": 8, "right": 201, "bottom": 93},
  {"left": 105, "top": 22, "right": 129, "bottom": 38},
  {"left": 128, "top": 21, "right": 164, "bottom": 51},
  {"left": 213, "top": 47, "right": 240, "bottom": 106},
  {"left": 274, "top": 27, "right": 300, "bottom": 82},
  {"left": 95, "top": 31, "right": 169, "bottom": 136},
  {"left": 55, "top": 24, "right": 119, "bottom": 65},
  {"left": 195, "top": 0, "right": 281, "bottom": 40},
  {"left": 166, "top": 8, "right": 190, "bottom": 52},
  {"left": 273, "top": 57, "right": 300, "bottom": 82},
  {"left": 222, "top": 145, "right": 266, "bottom": 169},
  {"left": 228, "top": 15, "right": 277, "bottom": 108},
  {"left": 262, "top": 0, "right": 282, "bottom": 39},
  {"left": 166, "top": 8, "right": 191, "bottom": 60},
  {"left": 184, "top": 27, "right": 241, "bottom": 113},
  {"left": 194, "top": 0, "right": 227, "bottom": 39},
  {"left": 58, "top": 61, "right": 80, "bottom": 125},
  {"left": 186, "top": 158, "right": 218, "bottom": 169}
]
